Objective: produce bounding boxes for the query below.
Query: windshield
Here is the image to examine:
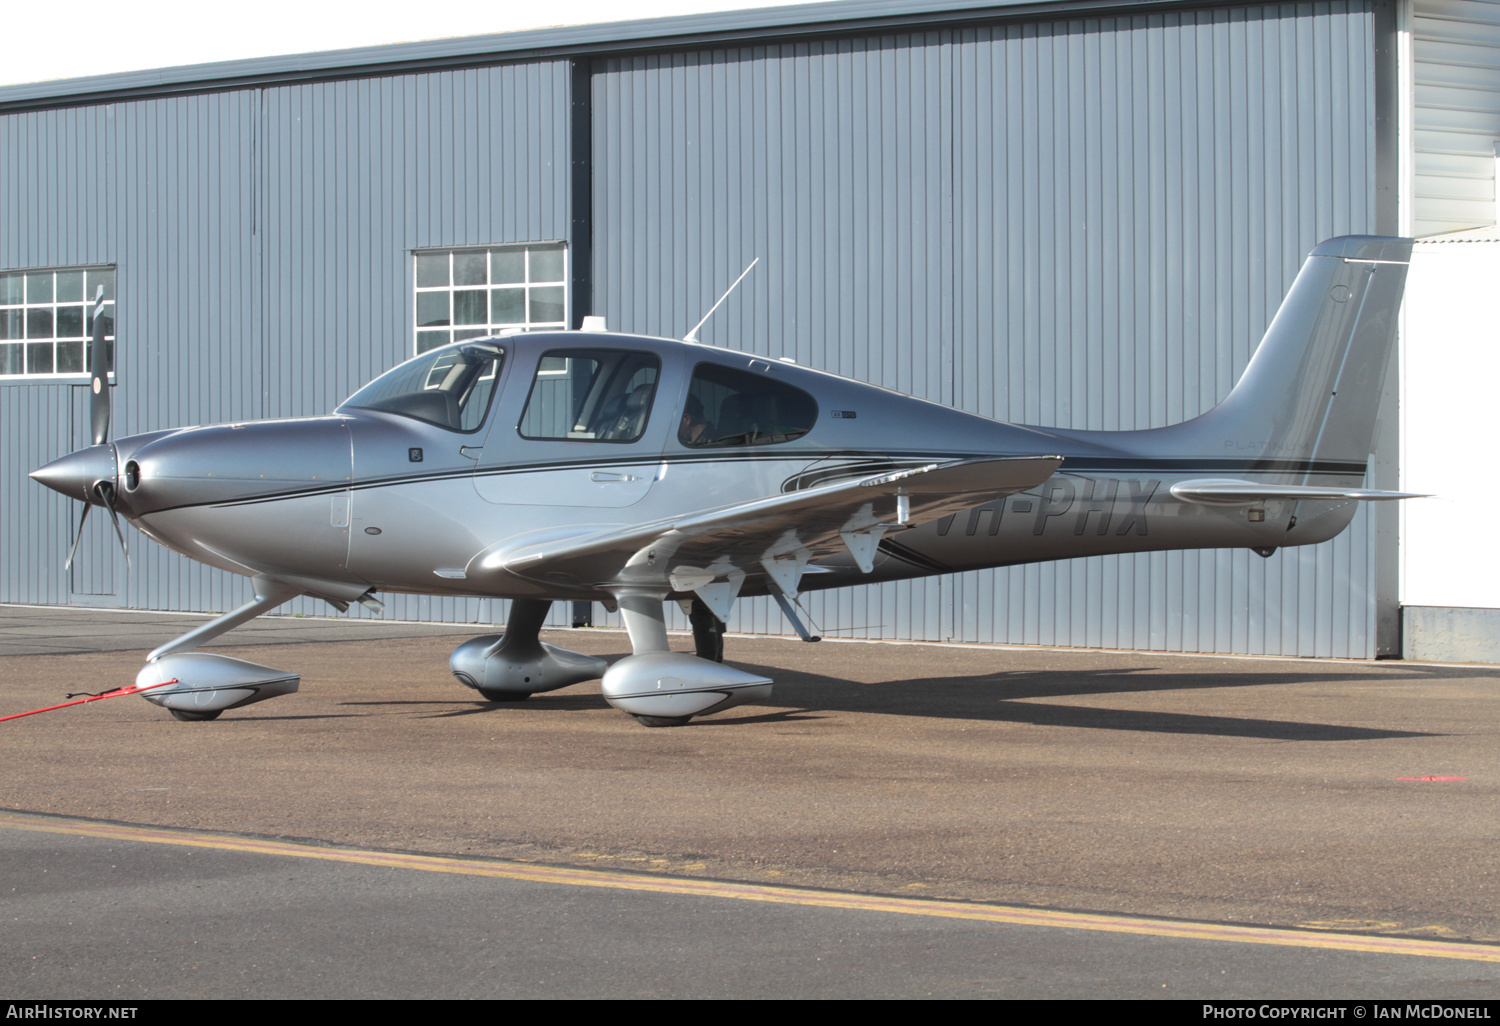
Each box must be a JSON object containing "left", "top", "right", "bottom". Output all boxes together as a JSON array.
[{"left": 341, "top": 341, "right": 504, "bottom": 432}]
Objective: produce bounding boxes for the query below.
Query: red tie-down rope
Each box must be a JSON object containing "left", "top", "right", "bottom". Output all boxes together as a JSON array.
[{"left": 0, "top": 679, "right": 178, "bottom": 723}]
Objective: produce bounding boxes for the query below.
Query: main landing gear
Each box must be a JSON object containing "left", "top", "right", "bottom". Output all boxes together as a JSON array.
[
  {"left": 450, "top": 598, "right": 609, "bottom": 700},
  {"left": 598, "top": 587, "right": 770, "bottom": 726},
  {"left": 450, "top": 592, "right": 766, "bottom": 726}
]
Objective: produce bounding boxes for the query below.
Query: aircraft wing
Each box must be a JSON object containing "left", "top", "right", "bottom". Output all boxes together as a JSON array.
[{"left": 474, "top": 455, "right": 1062, "bottom": 603}]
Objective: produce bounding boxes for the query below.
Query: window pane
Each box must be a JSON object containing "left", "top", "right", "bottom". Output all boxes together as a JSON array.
[
  {"left": 26, "top": 309, "right": 53, "bottom": 339},
  {"left": 416, "top": 330, "right": 449, "bottom": 354},
  {"left": 0, "top": 343, "right": 21, "bottom": 374},
  {"left": 55, "top": 340, "right": 84, "bottom": 373},
  {"left": 55, "top": 271, "right": 83, "bottom": 303},
  {"left": 529, "top": 246, "right": 564, "bottom": 283},
  {"left": 520, "top": 355, "right": 599, "bottom": 439},
  {"left": 85, "top": 268, "right": 114, "bottom": 302},
  {"left": 26, "top": 342, "right": 53, "bottom": 373},
  {"left": 453, "top": 289, "right": 487, "bottom": 325},
  {"left": 415, "top": 252, "right": 449, "bottom": 287},
  {"left": 414, "top": 247, "right": 565, "bottom": 356},
  {"left": 529, "top": 285, "right": 565, "bottom": 324},
  {"left": 0, "top": 273, "right": 22, "bottom": 304},
  {"left": 679, "top": 362, "right": 819, "bottom": 448},
  {"left": 454, "top": 251, "right": 487, "bottom": 286},
  {"left": 0, "top": 309, "right": 19, "bottom": 340},
  {"left": 25, "top": 273, "right": 52, "bottom": 304},
  {"left": 56, "top": 305, "right": 84, "bottom": 338},
  {"left": 416, "top": 291, "right": 450, "bottom": 328},
  {"left": 520, "top": 349, "right": 659, "bottom": 442},
  {"left": 491, "top": 249, "right": 524, "bottom": 284},
  {"left": 491, "top": 287, "right": 524, "bottom": 324}
]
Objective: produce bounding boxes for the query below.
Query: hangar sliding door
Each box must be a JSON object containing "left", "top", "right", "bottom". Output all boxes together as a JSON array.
[{"left": 591, "top": 2, "right": 1384, "bottom": 657}]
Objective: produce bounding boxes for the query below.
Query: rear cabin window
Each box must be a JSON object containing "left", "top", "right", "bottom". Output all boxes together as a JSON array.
[
  {"left": 519, "top": 348, "right": 661, "bottom": 443},
  {"left": 679, "top": 362, "right": 818, "bottom": 448}
]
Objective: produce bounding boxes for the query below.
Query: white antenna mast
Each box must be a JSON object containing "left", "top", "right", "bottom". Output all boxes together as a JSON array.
[{"left": 684, "top": 257, "right": 759, "bottom": 343}]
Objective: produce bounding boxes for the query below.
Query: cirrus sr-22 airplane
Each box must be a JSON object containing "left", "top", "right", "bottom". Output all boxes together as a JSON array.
[{"left": 28, "top": 235, "right": 1420, "bottom": 727}]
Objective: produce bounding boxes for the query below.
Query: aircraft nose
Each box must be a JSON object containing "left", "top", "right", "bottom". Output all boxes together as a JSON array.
[{"left": 30, "top": 444, "right": 118, "bottom": 503}]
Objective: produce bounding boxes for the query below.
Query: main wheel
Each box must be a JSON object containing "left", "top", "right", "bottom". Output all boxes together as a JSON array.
[
  {"left": 478, "top": 689, "right": 531, "bottom": 702},
  {"left": 632, "top": 714, "right": 692, "bottom": 727},
  {"left": 169, "top": 709, "right": 221, "bottom": 721}
]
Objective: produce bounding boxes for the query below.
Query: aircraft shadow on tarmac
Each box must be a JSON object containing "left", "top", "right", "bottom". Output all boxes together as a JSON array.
[
  {"left": 718, "top": 662, "right": 1445, "bottom": 741},
  {"left": 332, "top": 656, "right": 1445, "bottom": 741}
]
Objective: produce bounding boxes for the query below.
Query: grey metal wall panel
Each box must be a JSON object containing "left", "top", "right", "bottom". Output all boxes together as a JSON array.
[
  {"left": 2, "top": 63, "right": 572, "bottom": 630},
  {"left": 254, "top": 64, "right": 571, "bottom": 622},
  {"left": 4, "top": 9, "right": 1388, "bottom": 657},
  {"left": 1, "top": 104, "right": 116, "bottom": 611},
  {"left": 593, "top": 2, "right": 1380, "bottom": 656},
  {"left": 108, "top": 92, "right": 262, "bottom": 619},
  {"left": 0, "top": 381, "right": 71, "bottom": 606}
]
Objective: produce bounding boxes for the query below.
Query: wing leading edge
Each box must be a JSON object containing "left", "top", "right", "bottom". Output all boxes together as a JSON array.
[{"left": 469, "top": 455, "right": 1063, "bottom": 618}]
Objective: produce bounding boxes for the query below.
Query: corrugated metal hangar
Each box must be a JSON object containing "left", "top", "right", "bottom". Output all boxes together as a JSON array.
[{"left": 2, "top": 0, "right": 1497, "bottom": 660}]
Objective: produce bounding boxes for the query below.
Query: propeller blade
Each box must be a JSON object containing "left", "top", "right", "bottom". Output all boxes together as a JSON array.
[
  {"left": 88, "top": 284, "right": 110, "bottom": 446},
  {"left": 97, "top": 483, "right": 130, "bottom": 572},
  {"left": 63, "top": 500, "right": 93, "bottom": 572}
]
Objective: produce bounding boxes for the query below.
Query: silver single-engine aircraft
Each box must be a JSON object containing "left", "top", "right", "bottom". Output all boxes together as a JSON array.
[{"left": 30, "top": 235, "right": 1419, "bottom": 726}]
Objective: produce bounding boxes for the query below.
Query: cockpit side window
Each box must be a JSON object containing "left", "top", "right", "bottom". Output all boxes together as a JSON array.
[
  {"left": 341, "top": 341, "right": 504, "bottom": 432},
  {"left": 519, "top": 348, "right": 661, "bottom": 443},
  {"left": 679, "top": 362, "right": 818, "bottom": 448}
]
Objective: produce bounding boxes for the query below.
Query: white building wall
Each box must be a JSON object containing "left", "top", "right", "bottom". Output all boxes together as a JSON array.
[{"left": 1400, "top": 231, "right": 1500, "bottom": 659}]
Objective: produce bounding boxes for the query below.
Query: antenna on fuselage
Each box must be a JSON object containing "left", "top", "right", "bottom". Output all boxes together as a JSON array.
[{"left": 684, "top": 258, "right": 759, "bottom": 343}]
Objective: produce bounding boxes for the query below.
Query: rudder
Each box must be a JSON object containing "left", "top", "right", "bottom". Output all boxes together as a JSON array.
[{"left": 1189, "top": 235, "right": 1412, "bottom": 470}]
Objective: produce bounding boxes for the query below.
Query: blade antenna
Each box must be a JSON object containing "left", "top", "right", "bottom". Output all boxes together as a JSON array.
[{"left": 684, "top": 258, "right": 758, "bottom": 343}]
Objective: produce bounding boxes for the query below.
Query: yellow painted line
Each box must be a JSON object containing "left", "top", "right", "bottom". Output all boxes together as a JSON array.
[{"left": 4, "top": 809, "right": 1498, "bottom": 964}]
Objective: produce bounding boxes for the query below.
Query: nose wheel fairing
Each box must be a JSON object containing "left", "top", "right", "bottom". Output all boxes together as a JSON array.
[{"left": 137, "top": 653, "right": 300, "bottom": 715}]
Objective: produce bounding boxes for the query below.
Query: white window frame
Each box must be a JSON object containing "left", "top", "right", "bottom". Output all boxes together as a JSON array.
[
  {"left": 0, "top": 265, "right": 116, "bottom": 380},
  {"left": 413, "top": 243, "right": 568, "bottom": 355}
]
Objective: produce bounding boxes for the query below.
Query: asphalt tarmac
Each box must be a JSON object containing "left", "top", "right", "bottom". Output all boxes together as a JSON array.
[{"left": 2, "top": 604, "right": 1498, "bottom": 999}]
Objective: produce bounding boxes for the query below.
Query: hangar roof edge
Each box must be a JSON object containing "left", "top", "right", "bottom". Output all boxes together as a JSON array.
[{"left": 0, "top": 0, "right": 1248, "bottom": 112}]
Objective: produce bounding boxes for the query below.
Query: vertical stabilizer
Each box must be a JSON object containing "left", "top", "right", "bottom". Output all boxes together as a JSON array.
[{"left": 1188, "top": 236, "right": 1412, "bottom": 470}]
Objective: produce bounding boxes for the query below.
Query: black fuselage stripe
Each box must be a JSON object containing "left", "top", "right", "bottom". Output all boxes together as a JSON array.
[
  {"left": 879, "top": 538, "right": 954, "bottom": 574},
  {"left": 134, "top": 454, "right": 1368, "bottom": 515}
]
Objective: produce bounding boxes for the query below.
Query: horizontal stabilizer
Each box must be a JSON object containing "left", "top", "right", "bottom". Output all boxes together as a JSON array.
[{"left": 1170, "top": 479, "right": 1429, "bottom": 506}]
